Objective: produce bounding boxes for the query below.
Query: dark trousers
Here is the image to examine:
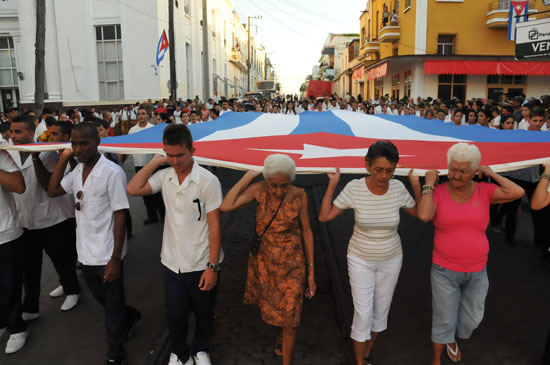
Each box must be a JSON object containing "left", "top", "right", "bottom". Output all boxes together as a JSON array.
[
  {"left": 501, "top": 179, "right": 550, "bottom": 248},
  {"left": 0, "top": 236, "right": 27, "bottom": 334},
  {"left": 22, "top": 219, "right": 81, "bottom": 313},
  {"left": 543, "top": 328, "right": 550, "bottom": 364},
  {"left": 135, "top": 166, "right": 165, "bottom": 220},
  {"left": 81, "top": 262, "right": 139, "bottom": 361},
  {"left": 164, "top": 267, "right": 218, "bottom": 362}
]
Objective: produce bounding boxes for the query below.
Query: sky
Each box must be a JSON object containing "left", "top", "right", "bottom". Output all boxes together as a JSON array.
[{"left": 234, "top": 0, "right": 366, "bottom": 95}]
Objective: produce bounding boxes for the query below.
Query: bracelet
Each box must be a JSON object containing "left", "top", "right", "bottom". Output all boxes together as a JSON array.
[
  {"left": 32, "top": 158, "right": 39, "bottom": 161},
  {"left": 541, "top": 173, "right": 550, "bottom": 180},
  {"left": 307, "top": 262, "right": 314, "bottom": 267},
  {"left": 111, "top": 256, "right": 121, "bottom": 261},
  {"left": 422, "top": 185, "right": 435, "bottom": 194}
]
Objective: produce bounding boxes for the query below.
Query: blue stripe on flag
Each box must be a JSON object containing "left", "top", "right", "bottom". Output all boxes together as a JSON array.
[
  {"left": 188, "top": 111, "right": 260, "bottom": 140},
  {"left": 290, "top": 111, "right": 354, "bottom": 136},
  {"left": 377, "top": 115, "right": 550, "bottom": 143},
  {"left": 101, "top": 123, "right": 168, "bottom": 145}
]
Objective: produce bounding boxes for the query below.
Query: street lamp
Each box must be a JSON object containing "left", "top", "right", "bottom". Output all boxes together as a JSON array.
[{"left": 247, "top": 15, "right": 262, "bottom": 92}]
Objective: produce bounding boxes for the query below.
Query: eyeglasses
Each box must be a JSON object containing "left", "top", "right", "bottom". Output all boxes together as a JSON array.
[{"left": 75, "top": 190, "right": 83, "bottom": 211}]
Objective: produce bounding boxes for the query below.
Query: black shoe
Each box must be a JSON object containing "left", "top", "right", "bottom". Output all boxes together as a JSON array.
[
  {"left": 125, "top": 308, "right": 142, "bottom": 341},
  {"left": 143, "top": 218, "right": 158, "bottom": 225}
]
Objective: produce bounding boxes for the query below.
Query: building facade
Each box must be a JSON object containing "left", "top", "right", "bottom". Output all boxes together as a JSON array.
[
  {"left": 0, "top": 0, "right": 272, "bottom": 111},
  {"left": 350, "top": 0, "right": 550, "bottom": 102}
]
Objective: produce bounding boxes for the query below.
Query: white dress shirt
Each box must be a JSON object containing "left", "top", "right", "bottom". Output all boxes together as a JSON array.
[
  {"left": 0, "top": 151, "right": 23, "bottom": 245},
  {"left": 34, "top": 120, "right": 48, "bottom": 141},
  {"left": 518, "top": 119, "right": 529, "bottom": 130},
  {"left": 8, "top": 151, "right": 73, "bottom": 230},
  {"left": 128, "top": 122, "right": 154, "bottom": 167},
  {"left": 61, "top": 154, "right": 129, "bottom": 266},
  {"left": 148, "top": 160, "right": 223, "bottom": 274}
]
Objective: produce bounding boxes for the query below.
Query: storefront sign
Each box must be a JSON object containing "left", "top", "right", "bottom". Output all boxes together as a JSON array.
[
  {"left": 516, "top": 18, "right": 550, "bottom": 59},
  {"left": 352, "top": 67, "right": 364, "bottom": 80},
  {"left": 367, "top": 63, "right": 388, "bottom": 80}
]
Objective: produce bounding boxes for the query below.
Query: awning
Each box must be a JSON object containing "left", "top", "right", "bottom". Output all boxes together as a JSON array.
[
  {"left": 366, "top": 63, "right": 387, "bottom": 80},
  {"left": 352, "top": 66, "right": 364, "bottom": 80},
  {"left": 424, "top": 60, "right": 550, "bottom": 75}
]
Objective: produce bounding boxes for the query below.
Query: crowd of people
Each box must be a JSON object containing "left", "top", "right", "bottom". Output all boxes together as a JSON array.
[{"left": 0, "top": 92, "right": 549, "bottom": 365}]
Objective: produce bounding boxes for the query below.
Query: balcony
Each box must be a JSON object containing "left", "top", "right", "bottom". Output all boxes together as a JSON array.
[
  {"left": 322, "top": 68, "right": 335, "bottom": 80},
  {"left": 360, "top": 39, "right": 380, "bottom": 56},
  {"left": 379, "top": 25, "right": 400, "bottom": 43},
  {"left": 486, "top": 0, "right": 536, "bottom": 28},
  {"left": 229, "top": 49, "right": 247, "bottom": 71}
]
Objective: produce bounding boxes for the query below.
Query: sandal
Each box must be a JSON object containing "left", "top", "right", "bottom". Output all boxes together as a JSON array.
[
  {"left": 446, "top": 342, "right": 461, "bottom": 362},
  {"left": 364, "top": 357, "right": 373, "bottom": 365},
  {"left": 274, "top": 336, "right": 282, "bottom": 357}
]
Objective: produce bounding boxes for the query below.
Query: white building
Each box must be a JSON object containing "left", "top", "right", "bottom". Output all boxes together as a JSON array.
[{"left": 0, "top": 0, "right": 270, "bottom": 111}]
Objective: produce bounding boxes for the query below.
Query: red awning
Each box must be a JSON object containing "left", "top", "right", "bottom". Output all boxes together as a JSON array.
[{"left": 424, "top": 60, "right": 550, "bottom": 75}]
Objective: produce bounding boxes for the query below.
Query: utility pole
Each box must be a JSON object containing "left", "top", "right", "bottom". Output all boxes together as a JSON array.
[
  {"left": 247, "top": 15, "right": 261, "bottom": 92},
  {"left": 168, "top": 0, "right": 177, "bottom": 103},
  {"left": 202, "top": 0, "right": 210, "bottom": 100},
  {"left": 34, "top": 0, "right": 46, "bottom": 116}
]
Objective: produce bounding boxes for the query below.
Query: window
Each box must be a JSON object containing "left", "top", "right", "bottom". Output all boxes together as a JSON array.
[
  {"left": 486, "top": 75, "right": 526, "bottom": 102},
  {"left": 437, "top": 34, "right": 454, "bottom": 55},
  {"left": 437, "top": 74, "right": 466, "bottom": 101},
  {"left": 0, "top": 37, "right": 18, "bottom": 87},
  {"left": 211, "top": 10, "right": 216, "bottom": 37},
  {"left": 391, "top": 73, "right": 400, "bottom": 100},
  {"left": 96, "top": 25, "right": 124, "bottom": 100},
  {"left": 405, "top": 0, "right": 411, "bottom": 8},
  {"left": 374, "top": 77, "right": 384, "bottom": 100},
  {"left": 184, "top": 0, "right": 190, "bottom": 14},
  {"left": 404, "top": 70, "right": 411, "bottom": 98},
  {"left": 361, "top": 26, "right": 366, "bottom": 46},
  {"left": 392, "top": 47, "right": 398, "bottom": 56}
]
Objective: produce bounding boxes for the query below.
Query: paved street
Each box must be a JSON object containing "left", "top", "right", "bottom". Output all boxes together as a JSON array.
[{"left": 0, "top": 166, "right": 548, "bottom": 364}]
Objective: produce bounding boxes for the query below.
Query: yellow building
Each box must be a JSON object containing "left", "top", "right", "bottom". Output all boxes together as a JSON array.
[{"left": 351, "top": 0, "right": 550, "bottom": 102}]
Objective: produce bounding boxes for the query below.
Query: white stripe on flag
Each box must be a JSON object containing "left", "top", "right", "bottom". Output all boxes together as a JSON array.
[
  {"left": 331, "top": 111, "right": 466, "bottom": 142},
  {"left": 197, "top": 113, "right": 300, "bottom": 142}
]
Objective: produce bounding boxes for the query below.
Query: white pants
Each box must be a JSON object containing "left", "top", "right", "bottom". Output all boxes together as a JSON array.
[{"left": 347, "top": 253, "right": 403, "bottom": 342}]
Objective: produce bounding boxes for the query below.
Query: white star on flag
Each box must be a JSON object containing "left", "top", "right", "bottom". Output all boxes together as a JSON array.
[{"left": 249, "top": 144, "right": 413, "bottom": 160}]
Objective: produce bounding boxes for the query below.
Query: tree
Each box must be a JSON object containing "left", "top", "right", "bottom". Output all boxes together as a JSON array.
[{"left": 34, "top": 0, "right": 46, "bottom": 116}]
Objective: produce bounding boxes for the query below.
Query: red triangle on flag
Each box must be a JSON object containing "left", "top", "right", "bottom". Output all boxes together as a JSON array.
[
  {"left": 511, "top": 0, "right": 528, "bottom": 17},
  {"left": 160, "top": 30, "right": 169, "bottom": 51}
]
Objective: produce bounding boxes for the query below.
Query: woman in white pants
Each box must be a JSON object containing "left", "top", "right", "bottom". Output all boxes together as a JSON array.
[{"left": 319, "top": 140, "right": 419, "bottom": 365}]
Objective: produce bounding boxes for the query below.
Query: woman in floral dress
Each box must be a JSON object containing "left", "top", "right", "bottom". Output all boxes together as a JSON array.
[{"left": 220, "top": 154, "right": 316, "bottom": 365}]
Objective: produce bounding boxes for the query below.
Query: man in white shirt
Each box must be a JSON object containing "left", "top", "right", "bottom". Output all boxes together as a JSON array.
[
  {"left": 48, "top": 123, "right": 141, "bottom": 365},
  {"left": 219, "top": 100, "right": 231, "bottom": 116},
  {"left": 0, "top": 150, "right": 28, "bottom": 354},
  {"left": 126, "top": 106, "right": 165, "bottom": 225},
  {"left": 9, "top": 116, "right": 81, "bottom": 317},
  {"left": 328, "top": 98, "right": 339, "bottom": 111},
  {"left": 33, "top": 107, "right": 53, "bottom": 141},
  {"left": 127, "top": 124, "right": 222, "bottom": 365}
]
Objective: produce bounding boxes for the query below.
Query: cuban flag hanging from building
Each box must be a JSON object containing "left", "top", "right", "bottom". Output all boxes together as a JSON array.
[
  {"left": 508, "top": 0, "right": 529, "bottom": 41},
  {"left": 154, "top": 30, "right": 169, "bottom": 75},
  {"left": 5, "top": 112, "right": 550, "bottom": 176}
]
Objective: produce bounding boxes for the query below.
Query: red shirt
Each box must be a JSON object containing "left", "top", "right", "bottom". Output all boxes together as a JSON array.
[{"left": 432, "top": 182, "right": 497, "bottom": 272}]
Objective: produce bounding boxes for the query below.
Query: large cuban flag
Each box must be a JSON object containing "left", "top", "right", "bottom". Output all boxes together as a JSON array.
[{"left": 3, "top": 111, "right": 550, "bottom": 176}]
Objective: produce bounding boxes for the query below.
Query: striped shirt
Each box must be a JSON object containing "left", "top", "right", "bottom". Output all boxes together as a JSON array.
[{"left": 334, "top": 178, "right": 415, "bottom": 261}]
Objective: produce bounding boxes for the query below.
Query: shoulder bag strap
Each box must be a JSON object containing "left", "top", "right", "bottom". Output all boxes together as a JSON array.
[{"left": 258, "top": 192, "right": 286, "bottom": 240}]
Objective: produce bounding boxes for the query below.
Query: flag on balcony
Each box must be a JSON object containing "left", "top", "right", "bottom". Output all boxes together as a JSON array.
[
  {"left": 154, "top": 30, "right": 169, "bottom": 75},
  {"left": 508, "top": 0, "right": 529, "bottom": 41},
  {"left": 4, "top": 112, "right": 549, "bottom": 176}
]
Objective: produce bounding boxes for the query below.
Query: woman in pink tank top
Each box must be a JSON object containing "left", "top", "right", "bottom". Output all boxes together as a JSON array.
[{"left": 411, "top": 143, "right": 524, "bottom": 365}]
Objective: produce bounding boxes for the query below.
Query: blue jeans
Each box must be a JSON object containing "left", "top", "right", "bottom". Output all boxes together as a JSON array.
[{"left": 431, "top": 264, "right": 489, "bottom": 344}]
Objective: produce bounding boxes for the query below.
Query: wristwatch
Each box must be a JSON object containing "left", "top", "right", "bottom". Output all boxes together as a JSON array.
[{"left": 207, "top": 262, "right": 221, "bottom": 272}]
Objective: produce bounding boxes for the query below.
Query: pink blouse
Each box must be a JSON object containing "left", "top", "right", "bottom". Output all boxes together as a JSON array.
[{"left": 432, "top": 182, "right": 498, "bottom": 272}]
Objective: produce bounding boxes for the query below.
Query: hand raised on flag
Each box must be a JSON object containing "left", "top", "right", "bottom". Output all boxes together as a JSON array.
[{"left": 327, "top": 168, "right": 340, "bottom": 185}]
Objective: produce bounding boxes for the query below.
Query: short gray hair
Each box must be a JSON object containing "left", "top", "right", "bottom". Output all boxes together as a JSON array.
[
  {"left": 263, "top": 154, "right": 296, "bottom": 181},
  {"left": 447, "top": 142, "right": 481, "bottom": 170}
]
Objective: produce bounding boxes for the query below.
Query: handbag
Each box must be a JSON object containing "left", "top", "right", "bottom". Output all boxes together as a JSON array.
[{"left": 250, "top": 193, "right": 286, "bottom": 256}]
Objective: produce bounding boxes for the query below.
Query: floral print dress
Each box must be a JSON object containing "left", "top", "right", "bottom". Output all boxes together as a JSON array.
[{"left": 244, "top": 183, "right": 306, "bottom": 328}]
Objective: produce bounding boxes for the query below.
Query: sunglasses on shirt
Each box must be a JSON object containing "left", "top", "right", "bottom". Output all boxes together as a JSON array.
[{"left": 75, "top": 191, "right": 83, "bottom": 211}]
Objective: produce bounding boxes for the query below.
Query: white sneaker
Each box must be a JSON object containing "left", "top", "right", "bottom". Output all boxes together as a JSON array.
[
  {"left": 21, "top": 312, "right": 39, "bottom": 321},
  {"left": 49, "top": 285, "right": 64, "bottom": 298},
  {"left": 5, "top": 331, "right": 28, "bottom": 354},
  {"left": 60, "top": 294, "right": 79, "bottom": 311},
  {"left": 168, "top": 352, "right": 191, "bottom": 365},
  {"left": 193, "top": 351, "right": 212, "bottom": 365}
]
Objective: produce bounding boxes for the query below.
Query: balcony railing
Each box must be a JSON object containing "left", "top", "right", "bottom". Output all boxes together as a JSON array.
[{"left": 488, "top": 0, "right": 535, "bottom": 11}]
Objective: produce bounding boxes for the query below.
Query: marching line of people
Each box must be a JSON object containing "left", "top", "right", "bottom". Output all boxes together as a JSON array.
[{"left": 0, "top": 99, "right": 549, "bottom": 365}]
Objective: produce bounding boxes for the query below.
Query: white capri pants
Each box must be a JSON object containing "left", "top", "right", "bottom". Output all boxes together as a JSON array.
[{"left": 347, "top": 253, "right": 403, "bottom": 342}]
